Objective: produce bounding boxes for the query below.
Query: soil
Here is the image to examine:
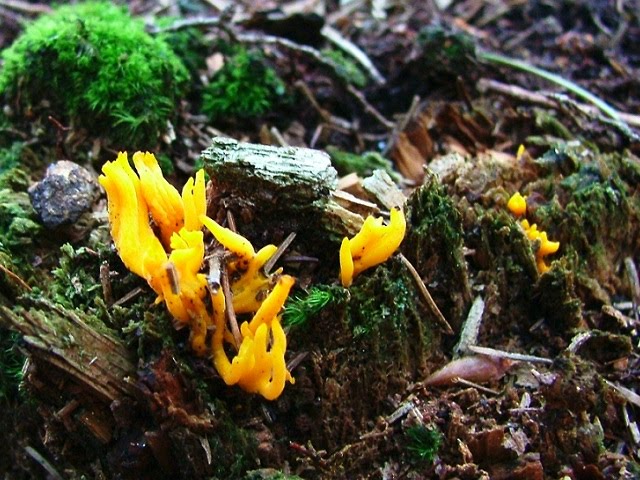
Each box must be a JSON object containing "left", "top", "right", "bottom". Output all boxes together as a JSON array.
[{"left": 1, "top": 1, "right": 639, "bottom": 479}]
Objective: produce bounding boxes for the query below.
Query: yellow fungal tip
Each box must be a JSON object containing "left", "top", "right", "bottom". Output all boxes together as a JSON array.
[
  {"left": 507, "top": 192, "right": 527, "bottom": 217},
  {"left": 339, "top": 207, "right": 406, "bottom": 287}
]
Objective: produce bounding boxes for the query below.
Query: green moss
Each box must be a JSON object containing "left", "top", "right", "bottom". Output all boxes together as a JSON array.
[
  {"left": 156, "top": 18, "right": 208, "bottom": 82},
  {"left": 283, "top": 285, "right": 346, "bottom": 328},
  {"left": 404, "top": 173, "right": 471, "bottom": 326},
  {"left": 405, "top": 425, "right": 442, "bottom": 464},
  {"left": 202, "top": 46, "right": 287, "bottom": 121},
  {"left": 207, "top": 400, "right": 258, "bottom": 478},
  {"left": 321, "top": 48, "right": 367, "bottom": 88},
  {"left": 0, "top": 2, "right": 188, "bottom": 148},
  {"left": 49, "top": 243, "right": 102, "bottom": 310},
  {"left": 0, "top": 186, "right": 40, "bottom": 253},
  {"left": 0, "top": 329, "right": 24, "bottom": 405},
  {"left": 348, "top": 258, "right": 431, "bottom": 368},
  {"left": 326, "top": 146, "right": 398, "bottom": 180}
]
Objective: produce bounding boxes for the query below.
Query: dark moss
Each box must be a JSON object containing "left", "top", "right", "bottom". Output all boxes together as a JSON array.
[
  {"left": 532, "top": 256, "right": 582, "bottom": 331},
  {"left": 0, "top": 2, "right": 188, "bottom": 149},
  {"left": 321, "top": 48, "right": 368, "bottom": 88},
  {"left": 326, "top": 146, "right": 398, "bottom": 180},
  {"left": 202, "top": 46, "right": 287, "bottom": 122},
  {"left": 404, "top": 173, "right": 472, "bottom": 328},
  {"left": 348, "top": 257, "right": 432, "bottom": 370}
]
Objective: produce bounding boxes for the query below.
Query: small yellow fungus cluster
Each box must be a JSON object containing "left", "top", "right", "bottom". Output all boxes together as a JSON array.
[
  {"left": 339, "top": 207, "right": 407, "bottom": 287},
  {"left": 100, "top": 152, "right": 294, "bottom": 400},
  {"left": 507, "top": 192, "right": 560, "bottom": 273}
]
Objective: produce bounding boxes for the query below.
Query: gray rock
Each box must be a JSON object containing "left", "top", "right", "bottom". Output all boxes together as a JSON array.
[{"left": 29, "top": 160, "right": 99, "bottom": 229}]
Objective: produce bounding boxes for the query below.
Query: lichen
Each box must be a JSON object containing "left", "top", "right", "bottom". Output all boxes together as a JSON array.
[{"left": 0, "top": 2, "right": 188, "bottom": 148}]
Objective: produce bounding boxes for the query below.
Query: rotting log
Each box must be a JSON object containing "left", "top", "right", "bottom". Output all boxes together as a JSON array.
[{"left": 0, "top": 297, "right": 140, "bottom": 444}]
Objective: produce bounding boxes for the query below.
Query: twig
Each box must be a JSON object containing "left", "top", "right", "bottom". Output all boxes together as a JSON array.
[
  {"left": 111, "top": 286, "right": 145, "bottom": 308},
  {"left": 453, "top": 377, "right": 500, "bottom": 395},
  {"left": 24, "top": 446, "right": 64, "bottom": 480},
  {"left": 345, "top": 84, "right": 394, "bottom": 129},
  {"left": 238, "top": 32, "right": 389, "bottom": 128},
  {"left": 263, "top": 232, "right": 296, "bottom": 276},
  {"left": 321, "top": 24, "right": 386, "bottom": 86},
  {"left": 382, "top": 95, "right": 420, "bottom": 156},
  {"left": 221, "top": 269, "right": 242, "bottom": 348},
  {"left": 0, "top": 263, "right": 31, "bottom": 291},
  {"left": 295, "top": 80, "right": 353, "bottom": 130},
  {"left": 0, "top": 0, "right": 51, "bottom": 14},
  {"left": 467, "top": 345, "right": 553, "bottom": 364},
  {"left": 147, "top": 15, "right": 222, "bottom": 34},
  {"left": 398, "top": 253, "right": 453, "bottom": 335},
  {"left": 454, "top": 296, "right": 484, "bottom": 357}
]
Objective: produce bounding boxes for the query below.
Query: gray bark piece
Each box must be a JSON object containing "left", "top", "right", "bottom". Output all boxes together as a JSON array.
[{"left": 202, "top": 137, "right": 359, "bottom": 248}]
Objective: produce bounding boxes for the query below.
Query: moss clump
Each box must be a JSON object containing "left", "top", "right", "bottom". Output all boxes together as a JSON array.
[
  {"left": 348, "top": 258, "right": 431, "bottom": 369},
  {"left": 0, "top": 329, "right": 23, "bottom": 405},
  {"left": 326, "top": 146, "right": 398, "bottom": 180},
  {"left": 0, "top": 147, "right": 40, "bottom": 257},
  {"left": 49, "top": 243, "right": 102, "bottom": 311},
  {"left": 283, "top": 285, "right": 345, "bottom": 328},
  {"left": 405, "top": 425, "right": 442, "bottom": 465},
  {"left": 0, "top": 2, "right": 188, "bottom": 148},
  {"left": 404, "top": 173, "right": 471, "bottom": 326},
  {"left": 321, "top": 48, "right": 367, "bottom": 88},
  {"left": 202, "top": 47, "right": 287, "bottom": 121}
]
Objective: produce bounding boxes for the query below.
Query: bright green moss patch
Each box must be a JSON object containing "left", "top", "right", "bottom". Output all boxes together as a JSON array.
[
  {"left": 202, "top": 46, "right": 287, "bottom": 121},
  {"left": 0, "top": 2, "right": 188, "bottom": 148}
]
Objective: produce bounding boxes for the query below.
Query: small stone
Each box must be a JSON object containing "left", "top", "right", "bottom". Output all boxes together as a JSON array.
[{"left": 29, "top": 160, "right": 99, "bottom": 229}]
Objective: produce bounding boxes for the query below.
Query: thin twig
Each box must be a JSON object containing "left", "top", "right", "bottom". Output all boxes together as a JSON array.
[
  {"left": 263, "top": 232, "right": 296, "bottom": 276},
  {"left": 383, "top": 94, "right": 420, "bottom": 156},
  {"left": 24, "top": 446, "right": 64, "bottom": 480},
  {"left": 221, "top": 269, "right": 242, "bottom": 348},
  {"left": 345, "top": 84, "right": 394, "bottom": 129},
  {"left": 147, "top": 15, "right": 221, "bottom": 34},
  {"left": 467, "top": 345, "right": 553, "bottom": 364},
  {"left": 398, "top": 253, "right": 453, "bottom": 335},
  {"left": 0, "top": 0, "right": 51, "bottom": 14},
  {"left": 453, "top": 377, "right": 500, "bottom": 395},
  {"left": 0, "top": 263, "right": 31, "bottom": 291},
  {"left": 111, "top": 287, "right": 145, "bottom": 308}
]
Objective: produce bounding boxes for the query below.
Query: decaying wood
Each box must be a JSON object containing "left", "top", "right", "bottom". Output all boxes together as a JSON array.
[
  {"left": 202, "top": 137, "right": 369, "bottom": 244},
  {"left": 0, "top": 298, "right": 138, "bottom": 404}
]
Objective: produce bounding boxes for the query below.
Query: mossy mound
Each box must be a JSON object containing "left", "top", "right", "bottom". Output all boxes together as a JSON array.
[
  {"left": 202, "top": 46, "right": 287, "bottom": 122},
  {"left": 0, "top": 2, "right": 188, "bottom": 149}
]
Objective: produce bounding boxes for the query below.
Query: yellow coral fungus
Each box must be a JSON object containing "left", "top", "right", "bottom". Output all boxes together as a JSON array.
[
  {"left": 339, "top": 207, "right": 406, "bottom": 287},
  {"left": 201, "top": 215, "right": 280, "bottom": 313},
  {"left": 212, "top": 275, "right": 295, "bottom": 400},
  {"left": 507, "top": 192, "right": 560, "bottom": 273},
  {"left": 101, "top": 151, "right": 296, "bottom": 399}
]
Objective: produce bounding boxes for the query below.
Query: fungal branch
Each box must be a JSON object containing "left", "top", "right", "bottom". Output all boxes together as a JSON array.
[
  {"left": 99, "top": 152, "right": 294, "bottom": 399},
  {"left": 507, "top": 191, "right": 560, "bottom": 273}
]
